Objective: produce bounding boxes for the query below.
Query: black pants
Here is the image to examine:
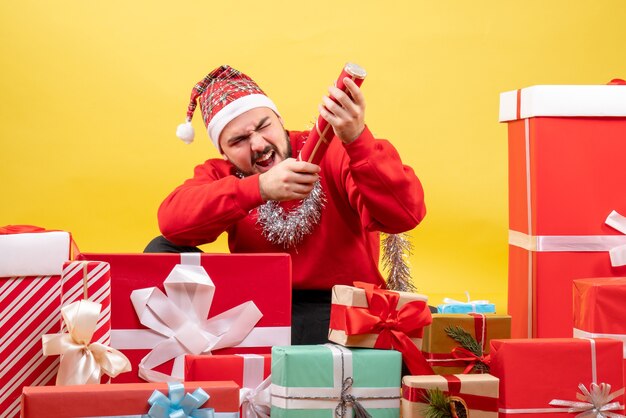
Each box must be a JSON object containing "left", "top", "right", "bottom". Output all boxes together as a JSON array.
[{"left": 144, "top": 235, "right": 332, "bottom": 345}]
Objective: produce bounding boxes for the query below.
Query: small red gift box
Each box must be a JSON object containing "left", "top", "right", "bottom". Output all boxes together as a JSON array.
[
  {"left": 500, "top": 83, "right": 626, "bottom": 338},
  {"left": 185, "top": 354, "right": 271, "bottom": 418},
  {"left": 77, "top": 252, "right": 291, "bottom": 382},
  {"left": 490, "top": 338, "right": 625, "bottom": 418},
  {"left": 21, "top": 381, "right": 239, "bottom": 418},
  {"left": 573, "top": 277, "right": 626, "bottom": 388}
]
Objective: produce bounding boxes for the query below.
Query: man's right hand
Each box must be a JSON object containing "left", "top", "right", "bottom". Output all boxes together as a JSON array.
[{"left": 258, "top": 158, "right": 321, "bottom": 201}]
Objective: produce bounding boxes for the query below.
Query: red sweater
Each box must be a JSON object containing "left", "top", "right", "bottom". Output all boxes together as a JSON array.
[{"left": 158, "top": 126, "right": 426, "bottom": 289}]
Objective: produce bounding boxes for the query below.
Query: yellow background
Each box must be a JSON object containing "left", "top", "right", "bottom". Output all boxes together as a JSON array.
[{"left": 2, "top": 1, "right": 625, "bottom": 312}]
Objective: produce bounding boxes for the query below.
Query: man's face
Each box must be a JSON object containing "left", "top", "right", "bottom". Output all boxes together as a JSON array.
[{"left": 219, "top": 107, "right": 291, "bottom": 176}]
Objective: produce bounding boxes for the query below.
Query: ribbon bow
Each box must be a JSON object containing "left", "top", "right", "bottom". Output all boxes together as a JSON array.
[
  {"left": 240, "top": 376, "right": 272, "bottom": 418},
  {"left": 148, "top": 382, "right": 214, "bottom": 418},
  {"left": 450, "top": 346, "right": 491, "bottom": 374},
  {"left": 549, "top": 383, "right": 626, "bottom": 418},
  {"left": 131, "top": 263, "right": 263, "bottom": 382},
  {"left": 343, "top": 282, "right": 434, "bottom": 375},
  {"left": 605, "top": 211, "right": 626, "bottom": 267},
  {"left": 42, "top": 300, "right": 131, "bottom": 385},
  {"left": 335, "top": 377, "right": 372, "bottom": 418}
]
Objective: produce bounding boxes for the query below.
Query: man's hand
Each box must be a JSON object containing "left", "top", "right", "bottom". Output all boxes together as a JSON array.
[
  {"left": 258, "top": 158, "right": 321, "bottom": 201},
  {"left": 318, "top": 77, "right": 366, "bottom": 144}
]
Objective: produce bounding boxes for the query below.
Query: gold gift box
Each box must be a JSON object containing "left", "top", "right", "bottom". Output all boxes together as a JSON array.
[{"left": 422, "top": 314, "right": 511, "bottom": 374}]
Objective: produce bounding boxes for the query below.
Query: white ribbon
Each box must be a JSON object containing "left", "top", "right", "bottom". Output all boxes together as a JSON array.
[
  {"left": 238, "top": 354, "right": 271, "bottom": 418},
  {"left": 549, "top": 383, "right": 625, "bottom": 418},
  {"left": 130, "top": 262, "right": 263, "bottom": 382},
  {"left": 42, "top": 300, "right": 131, "bottom": 385},
  {"left": 509, "top": 211, "right": 626, "bottom": 267},
  {"left": 240, "top": 376, "right": 272, "bottom": 418}
]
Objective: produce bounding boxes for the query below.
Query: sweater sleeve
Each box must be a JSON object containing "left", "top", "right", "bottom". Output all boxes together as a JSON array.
[
  {"left": 342, "top": 126, "right": 426, "bottom": 233},
  {"left": 157, "top": 160, "right": 265, "bottom": 246}
]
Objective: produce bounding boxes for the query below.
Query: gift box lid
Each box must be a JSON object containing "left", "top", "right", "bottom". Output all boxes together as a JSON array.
[
  {"left": 499, "top": 83, "right": 626, "bottom": 122},
  {"left": 402, "top": 373, "right": 499, "bottom": 396},
  {"left": 0, "top": 229, "right": 71, "bottom": 276}
]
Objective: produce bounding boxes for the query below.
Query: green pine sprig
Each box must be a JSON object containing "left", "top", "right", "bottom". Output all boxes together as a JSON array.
[
  {"left": 444, "top": 325, "right": 490, "bottom": 373},
  {"left": 421, "top": 388, "right": 452, "bottom": 418}
]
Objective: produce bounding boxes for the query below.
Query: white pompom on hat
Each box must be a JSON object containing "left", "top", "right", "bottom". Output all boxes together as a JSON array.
[{"left": 176, "top": 65, "right": 279, "bottom": 151}]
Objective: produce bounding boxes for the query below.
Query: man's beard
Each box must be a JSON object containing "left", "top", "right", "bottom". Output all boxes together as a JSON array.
[{"left": 233, "top": 131, "right": 292, "bottom": 178}]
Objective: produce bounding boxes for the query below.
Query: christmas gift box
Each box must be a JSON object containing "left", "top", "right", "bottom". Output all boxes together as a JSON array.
[
  {"left": 421, "top": 314, "right": 510, "bottom": 375},
  {"left": 0, "top": 226, "right": 72, "bottom": 418},
  {"left": 185, "top": 354, "right": 271, "bottom": 418},
  {"left": 21, "top": 381, "right": 240, "bottom": 418},
  {"left": 401, "top": 374, "right": 499, "bottom": 418},
  {"left": 490, "top": 338, "right": 625, "bottom": 418},
  {"left": 500, "top": 81, "right": 626, "bottom": 338},
  {"left": 77, "top": 252, "right": 291, "bottom": 383},
  {"left": 437, "top": 294, "right": 496, "bottom": 314},
  {"left": 271, "top": 344, "right": 402, "bottom": 418},
  {"left": 60, "top": 260, "right": 112, "bottom": 346},
  {"left": 573, "top": 277, "right": 626, "bottom": 386},
  {"left": 329, "top": 282, "right": 433, "bottom": 375}
]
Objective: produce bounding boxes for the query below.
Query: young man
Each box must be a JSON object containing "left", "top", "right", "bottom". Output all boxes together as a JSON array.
[{"left": 146, "top": 65, "right": 426, "bottom": 344}]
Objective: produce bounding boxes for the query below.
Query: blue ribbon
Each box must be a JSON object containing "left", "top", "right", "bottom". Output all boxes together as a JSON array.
[{"left": 147, "top": 382, "right": 214, "bottom": 418}]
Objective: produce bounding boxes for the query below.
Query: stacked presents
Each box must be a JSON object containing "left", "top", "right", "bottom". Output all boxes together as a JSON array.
[{"left": 3, "top": 80, "right": 626, "bottom": 418}]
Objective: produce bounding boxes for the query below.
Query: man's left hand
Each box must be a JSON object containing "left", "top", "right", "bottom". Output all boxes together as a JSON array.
[{"left": 318, "top": 77, "right": 365, "bottom": 144}]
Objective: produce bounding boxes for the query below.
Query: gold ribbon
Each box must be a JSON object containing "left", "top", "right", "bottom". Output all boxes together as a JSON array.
[
  {"left": 42, "top": 300, "right": 131, "bottom": 385},
  {"left": 549, "top": 383, "right": 625, "bottom": 418}
]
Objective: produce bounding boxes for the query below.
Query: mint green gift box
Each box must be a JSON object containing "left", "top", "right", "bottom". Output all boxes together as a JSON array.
[{"left": 271, "top": 344, "right": 401, "bottom": 418}]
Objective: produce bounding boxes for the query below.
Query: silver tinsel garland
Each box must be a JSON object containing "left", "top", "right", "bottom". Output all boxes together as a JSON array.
[
  {"left": 256, "top": 180, "right": 326, "bottom": 248},
  {"left": 382, "top": 232, "right": 417, "bottom": 292}
]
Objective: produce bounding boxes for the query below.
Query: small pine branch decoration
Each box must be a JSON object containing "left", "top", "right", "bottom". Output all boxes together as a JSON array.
[
  {"left": 444, "top": 325, "right": 490, "bottom": 373},
  {"left": 421, "top": 388, "right": 452, "bottom": 418}
]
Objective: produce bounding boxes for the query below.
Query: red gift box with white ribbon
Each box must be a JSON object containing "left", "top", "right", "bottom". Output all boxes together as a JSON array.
[
  {"left": 573, "top": 277, "right": 626, "bottom": 390},
  {"left": 77, "top": 252, "right": 291, "bottom": 383},
  {"left": 500, "top": 82, "right": 626, "bottom": 338},
  {"left": 490, "top": 338, "right": 625, "bottom": 418},
  {"left": 185, "top": 353, "right": 271, "bottom": 418}
]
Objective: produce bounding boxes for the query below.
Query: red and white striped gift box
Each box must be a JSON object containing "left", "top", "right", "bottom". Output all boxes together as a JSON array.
[
  {"left": 0, "top": 274, "right": 62, "bottom": 418},
  {"left": 0, "top": 228, "right": 91, "bottom": 418},
  {"left": 60, "top": 261, "right": 111, "bottom": 346}
]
